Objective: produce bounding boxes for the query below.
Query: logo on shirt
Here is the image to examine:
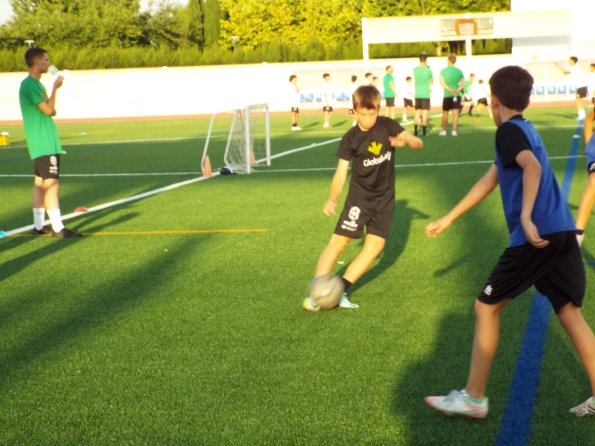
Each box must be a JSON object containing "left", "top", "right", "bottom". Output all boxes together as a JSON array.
[
  {"left": 367, "top": 141, "right": 383, "bottom": 156},
  {"left": 483, "top": 284, "right": 493, "bottom": 296},
  {"left": 363, "top": 151, "right": 392, "bottom": 167}
]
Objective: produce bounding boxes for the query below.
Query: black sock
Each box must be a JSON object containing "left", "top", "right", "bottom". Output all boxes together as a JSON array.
[
  {"left": 469, "top": 105, "right": 474, "bottom": 115},
  {"left": 341, "top": 277, "right": 353, "bottom": 292},
  {"left": 576, "top": 229, "right": 585, "bottom": 235},
  {"left": 422, "top": 125, "right": 427, "bottom": 135},
  {"left": 414, "top": 124, "right": 418, "bottom": 136}
]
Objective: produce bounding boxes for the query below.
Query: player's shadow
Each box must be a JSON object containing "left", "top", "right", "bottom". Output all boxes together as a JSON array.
[
  {"left": 340, "top": 199, "right": 428, "bottom": 293},
  {"left": 391, "top": 310, "right": 494, "bottom": 444}
]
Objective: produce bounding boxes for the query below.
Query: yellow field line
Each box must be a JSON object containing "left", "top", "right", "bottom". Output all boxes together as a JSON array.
[{"left": 9, "top": 228, "right": 268, "bottom": 237}]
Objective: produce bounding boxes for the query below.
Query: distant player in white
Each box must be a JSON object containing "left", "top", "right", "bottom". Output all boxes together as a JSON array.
[
  {"left": 289, "top": 75, "right": 302, "bottom": 131},
  {"left": 588, "top": 63, "right": 595, "bottom": 107},
  {"left": 557, "top": 56, "right": 588, "bottom": 120},
  {"left": 322, "top": 73, "right": 334, "bottom": 128}
]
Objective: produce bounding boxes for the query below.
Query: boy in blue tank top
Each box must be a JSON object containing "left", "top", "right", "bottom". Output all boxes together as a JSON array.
[{"left": 423, "top": 66, "right": 595, "bottom": 419}]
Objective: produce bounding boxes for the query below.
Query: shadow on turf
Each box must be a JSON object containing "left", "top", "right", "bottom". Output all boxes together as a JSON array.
[
  {"left": 0, "top": 227, "right": 208, "bottom": 396},
  {"left": 338, "top": 199, "right": 429, "bottom": 295}
]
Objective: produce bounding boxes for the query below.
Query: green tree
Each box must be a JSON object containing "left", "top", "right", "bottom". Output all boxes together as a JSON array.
[
  {"left": 184, "top": 0, "right": 205, "bottom": 47},
  {"left": 203, "top": 0, "right": 222, "bottom": 47}
]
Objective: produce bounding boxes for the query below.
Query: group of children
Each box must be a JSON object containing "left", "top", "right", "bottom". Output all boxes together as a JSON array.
[{"left": 302, "top": 65, "right": 595, "bottom": 419}]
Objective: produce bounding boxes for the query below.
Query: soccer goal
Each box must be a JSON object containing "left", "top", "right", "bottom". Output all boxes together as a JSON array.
[{"left": 201, "top": 103, "right": 271, "bottom": 176}]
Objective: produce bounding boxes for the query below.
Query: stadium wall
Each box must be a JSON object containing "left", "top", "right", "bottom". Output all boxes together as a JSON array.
[{"left": 0, "top": 54, "right": 584, "bottom": 122}]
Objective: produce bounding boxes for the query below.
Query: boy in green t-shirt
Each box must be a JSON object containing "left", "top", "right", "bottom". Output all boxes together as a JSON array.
[
  {"left": 438, "top": 54, "right": 465, "bottom": 136},
  {"left": 19, "top": 47, "right": 81, "bottom": 237}
]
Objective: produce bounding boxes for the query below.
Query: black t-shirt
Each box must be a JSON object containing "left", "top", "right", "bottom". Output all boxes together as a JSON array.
[
  {"left": 336, "top": 116, "right": 404, "bottom": 199},
  {"left": 495, "top": 115, "right": 530, "bottom": 167}
]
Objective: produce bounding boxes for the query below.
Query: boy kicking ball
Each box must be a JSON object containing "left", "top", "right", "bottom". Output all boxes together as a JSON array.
[
  {"left": 424, "top": 66, "right": 595, "bottom": 418},
  {"left": 575, "top": 110, "right": 595, "bottom": 245},
  {"left": 303, "top": 85, "right": 423, "bottom": 312}
]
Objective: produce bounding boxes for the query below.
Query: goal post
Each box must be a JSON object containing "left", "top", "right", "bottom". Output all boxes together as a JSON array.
[{"left": 201, "top": 103, "right": 271, "bottom": 176}]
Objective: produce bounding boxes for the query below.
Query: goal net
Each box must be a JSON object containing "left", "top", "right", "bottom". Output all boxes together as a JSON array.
[{"left": 201, "top": 103, "right": 271, "bottom": 176}]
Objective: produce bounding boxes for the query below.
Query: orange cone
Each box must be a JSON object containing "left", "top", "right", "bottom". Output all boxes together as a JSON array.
[
  {"left": 202, "top": 155, "right": 212, "bottom": 177},
  {"left": 250, "top": 150, "right": 256, "bottom": 165}
]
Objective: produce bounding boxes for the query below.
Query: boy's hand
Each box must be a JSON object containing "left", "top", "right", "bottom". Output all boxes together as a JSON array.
[
  {"left": 521, "top": 217, "right": 549, "bottom": 248},
  {"left": 323, "top": 199, "right": 337, "bottom": 216},
  {"left": 425, "top": 216, "right": 452, "bottom": 239},
  {"left": 53, "top": 75, "right": 64, "bottom": 90},
  {"left": 389, "top": 134, "right": 407, "bottom": 148}
]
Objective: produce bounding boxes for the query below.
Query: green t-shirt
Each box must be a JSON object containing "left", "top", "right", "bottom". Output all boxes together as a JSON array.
[
  {"left": 383, "top": 72, "right": 395, "bottom": 98},
  {"left": 19, "top": 76, "right": 62, "bottom": 159},
  {"left": 413, "top": 65, "right": 433, "bottom": 99},
  {"left": 440, "top": 65, "right": 465, "bottom": 98}
]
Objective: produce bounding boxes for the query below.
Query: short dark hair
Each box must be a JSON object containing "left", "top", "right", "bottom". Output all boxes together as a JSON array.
[
  {"left": 406, "top": 76, "right": 412, "bottom": 81},
  {"left": 25, "top": 47, "right": 46, "bottom": 67},
  {"left": 419, "top": 52, "right": 427, "bottom": 62},
  {"left": 489, "top": 66, "right": 533, "bottom": 111},
  {"left": 448, "top": 53, "right": 457, "bottom": 64},
  {"left": 569, "top": 56, "right": 578, "bottom": 64},
  {"left": 365, "top": 72, "right": 373, "bottom": 78},
  {"left": 289, "top": 74, "right": 297, "bottom": 82},
  {"left": 351, "top": 74, "right": 357, "bottom": 82},
  {"left": 322, "top": 73, "right": 330, "bottom": 79},
  {"left": 352, "top": 85, "right": 381, "bottom": 110},
  {"left": 386, "top": 65, "right": 392, "bottom": 71}
]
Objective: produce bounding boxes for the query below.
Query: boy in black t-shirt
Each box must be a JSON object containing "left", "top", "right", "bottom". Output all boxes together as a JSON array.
[{"left": 303, "top": 85, "right": 423, "bottom": 311}]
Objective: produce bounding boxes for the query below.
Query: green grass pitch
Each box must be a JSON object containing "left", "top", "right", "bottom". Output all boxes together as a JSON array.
[{"left": 0, "top": 107, "right": 593, "bottom": 445}]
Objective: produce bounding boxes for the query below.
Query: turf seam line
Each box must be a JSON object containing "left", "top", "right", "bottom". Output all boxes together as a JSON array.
[
  {"left": 2, "top": 136, "right": 341, "bottom": 237},
  {"left": 495, "top": 120, "right": 582, "bottom": 446}
]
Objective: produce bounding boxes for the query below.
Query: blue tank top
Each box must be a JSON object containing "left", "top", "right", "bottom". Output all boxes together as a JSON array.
[{"left": 495, "top": 118, "right": 575, "bottom": 247}]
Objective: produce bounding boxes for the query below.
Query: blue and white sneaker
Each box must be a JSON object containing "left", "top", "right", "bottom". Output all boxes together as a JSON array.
[
  {"left": 425, "top": 389, "right": 489, "bottom": 419},
  {"left": 569, "top": 397, "right": 595, "bottom": 417},
  {"left": 338, "top": 293, "right": 359, "bottom": 309}
]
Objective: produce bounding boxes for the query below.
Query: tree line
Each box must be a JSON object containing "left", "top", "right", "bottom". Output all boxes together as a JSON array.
[{"left": 0, "top": 0, "right": 510, "bottom": 71}]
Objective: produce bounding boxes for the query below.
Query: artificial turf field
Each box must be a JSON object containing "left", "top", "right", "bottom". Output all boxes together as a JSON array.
[{"left": 0, "top": 106, "right": 593, "bottom": 445}]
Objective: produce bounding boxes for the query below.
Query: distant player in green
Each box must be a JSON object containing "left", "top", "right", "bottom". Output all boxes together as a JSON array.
[
  {"left": 425, "top": 66, "right": 595, "bottom": 419},
  {"left": 439, "top": 54, "right": 465, "bottom": 136},
  {"left": 413, "top": 52, "right": 433, "bottom": 137},
  {"left": 383, "top": 65, "right": 397, "bottom": 120},
  {"left": 19, "top": 47, "right": 81, "bottom": 237},
  {"left": 303, "top": 85, "right": 423, "bottom": 311}
]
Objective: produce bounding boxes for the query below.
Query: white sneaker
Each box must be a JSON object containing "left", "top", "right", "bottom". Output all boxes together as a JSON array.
[
  {"left": 425, "top": 389, "right": 489, "bottom": 419},
  {"left": 451, "top": 130, "right": 458, "bottom": 136},
  {"left": 338, "top": 293, "right": 359, "bottom": 309},
  {"left": 291, "top": 126, "right": 302, "bottom": 131},
  {"left": 302, "top": 297, "right": 320, "bottom": 312},
  {"left": 569, "top": 397, "right": 595, "bottom": 416},
  {"left": 323, "top": 122, "right": 331, "bottom": 128},
  {"left": 438, "top": 130, "right": 447, "bottom": 136}
]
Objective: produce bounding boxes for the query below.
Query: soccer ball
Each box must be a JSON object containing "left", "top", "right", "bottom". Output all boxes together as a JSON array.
[{"left": 307, "top": 274, "right": 344, "bottom": 310}]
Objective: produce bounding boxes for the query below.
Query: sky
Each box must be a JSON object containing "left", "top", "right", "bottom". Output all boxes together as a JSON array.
[{"left": 0, "top": 0, "right": 187, "bottom": 25}]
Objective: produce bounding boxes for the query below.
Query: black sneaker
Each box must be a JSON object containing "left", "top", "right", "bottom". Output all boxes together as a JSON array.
[
  {"left": 51, "top": 228, "right": 83, "bottom": 238},
  {"left": 32, "top": 226, "right": 51, "bottom": 235}
]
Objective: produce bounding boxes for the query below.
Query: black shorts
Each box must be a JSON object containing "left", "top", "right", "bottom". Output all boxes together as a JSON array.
[
  {"left": 404, "top": 98, "right": 413, "bottom": 108},
  {"left": 576, "top": 86, "right": 588, "bottom": 99},
  {"left": 334, "top": 195, "right": 394, "bottom": 239},
  {"left": 385, "top": 97, "right": 395, "bottom": 107},
  {"left": 442, "top": 96, "right": 462, "bottom": 111},
  {"left": 291, "top": 107, "right": 299, "bottom": 113},
  {"left": 323, "top": 106, "right": 333, "bottom": 112},
  {"left": 34, "top": 154, "right": 60, "bottom": 179},
  {"left": 415, "top": 98, "right": 430, "bottom": 110},
  {"left": 478, "top": 231, "right": 585, "bottom": 313},
  {"left": 477, "top": 98, "right": 488, "bottom": 106}
]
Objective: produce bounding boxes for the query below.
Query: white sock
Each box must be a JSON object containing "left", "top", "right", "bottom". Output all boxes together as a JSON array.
[
  {"left": 579, "top": 109, "right": 585, "bottom": 119},
  {"left": 33, "top": 208, "right": 46, "bottom": 230},
  {"left": 47, "top": 208, "right": 64, "bottom": 232}
]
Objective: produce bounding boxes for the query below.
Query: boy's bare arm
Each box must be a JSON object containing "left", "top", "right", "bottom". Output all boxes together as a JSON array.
[
  {"left": 426, "top": 164, "right": 498, "bottom": 238},
  {"left": 37, "top": 76, "right": 63, "bottom": 116},
  {"left": 585, "top": 111, "right": 594, "bottom": 144},
  {"left": 516, "top": 150, "right": 549, "bottom": 248},
  {"left": 323, "top": 159, "right": 349, "bottom": 215},
  {"left": 390, "top": 131, "right": 423, "bottom": 150}
]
